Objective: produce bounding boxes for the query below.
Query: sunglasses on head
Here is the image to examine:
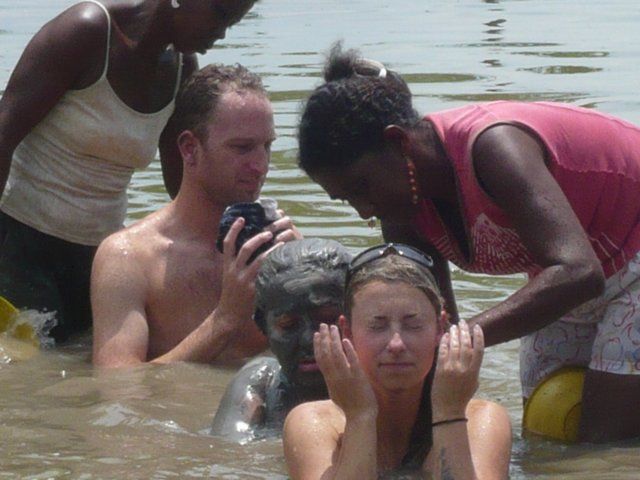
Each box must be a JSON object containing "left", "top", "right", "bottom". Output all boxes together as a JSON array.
[{"left": 346, "top": 243, "right": 434, "bottom": 285}]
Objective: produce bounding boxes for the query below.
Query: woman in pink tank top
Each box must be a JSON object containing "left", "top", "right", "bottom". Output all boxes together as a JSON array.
[{"left": 297, "top": 43, "right": 640, "bottom": 443}]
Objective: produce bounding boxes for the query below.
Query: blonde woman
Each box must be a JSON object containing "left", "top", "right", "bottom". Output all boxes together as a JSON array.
[{"left": 283, "top": 244, "right": 511, "bottom": 479}]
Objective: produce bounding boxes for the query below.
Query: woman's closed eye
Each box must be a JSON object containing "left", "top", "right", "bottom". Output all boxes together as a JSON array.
[
  {"left": 402, "top": 316, "right": 427, "bottom": 331},
  {"left": 367, "top": 318, "right": 388, "bottom": 332}
]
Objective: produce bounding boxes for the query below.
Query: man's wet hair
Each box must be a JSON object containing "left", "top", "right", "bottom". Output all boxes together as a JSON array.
[
  {"left": 165, "top": 63, "right": 266, "bottom": 143},
  {"left": 298, "top": 42, "right": 420, "bottom": 175}
]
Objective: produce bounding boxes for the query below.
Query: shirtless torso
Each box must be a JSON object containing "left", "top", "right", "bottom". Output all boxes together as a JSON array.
[
  {"left": 92, "top": 203, "right": 267, "bottom": 365},
  {"left": 91, "top": 71, "right": 300, "bottom": 368}
]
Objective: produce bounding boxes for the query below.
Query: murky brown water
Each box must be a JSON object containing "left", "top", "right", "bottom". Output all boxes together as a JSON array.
[{"left": 2, "top": 0, "right": 640, "bottom": 478}]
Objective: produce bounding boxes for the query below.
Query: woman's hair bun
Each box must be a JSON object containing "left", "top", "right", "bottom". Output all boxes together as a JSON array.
[{"left": 323, "top": 41, "right": 387, "bottom": 82}]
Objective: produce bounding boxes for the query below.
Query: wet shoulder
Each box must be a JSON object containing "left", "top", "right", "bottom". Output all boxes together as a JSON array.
[
  {"left": 92, "top": 208, "right": 174, "bottom": 287},
  {"left": 96, "top": 214, "right": 157, "bottom": 259},
  {"left": 286, "top": 399, "right": 344, "bottom": 433},
  {"left": 112, "top": 207, "right": 175, "bottom": 257}
]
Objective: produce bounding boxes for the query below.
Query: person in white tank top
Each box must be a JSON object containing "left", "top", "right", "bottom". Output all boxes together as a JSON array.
[{"left": 0, "top": 0, "right": 258, "bottom": 343}]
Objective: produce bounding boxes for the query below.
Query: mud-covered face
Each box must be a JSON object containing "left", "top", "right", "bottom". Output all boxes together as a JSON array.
[{"left": 266, "top": 303, "right": 341, "bottom": 389}]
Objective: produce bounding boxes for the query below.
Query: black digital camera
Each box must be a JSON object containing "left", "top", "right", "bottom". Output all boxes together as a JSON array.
[{"left": 216, "top": 199, "right": 279, "bottom": 262}]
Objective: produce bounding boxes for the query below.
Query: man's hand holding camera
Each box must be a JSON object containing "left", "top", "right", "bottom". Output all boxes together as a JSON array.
[
  {"left": 266, "top": 209, "right": 302, "bottom": 244},
  {"left": 215, "top": 202, "right": 303, "bottom": 345},
  {"left": 216, "top": 217, "right": 276, "bottom": 327}
]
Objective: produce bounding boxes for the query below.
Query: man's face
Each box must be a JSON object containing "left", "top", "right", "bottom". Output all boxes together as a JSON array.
[{"left": 196, "top": 90, "right": 275, "bottom": 205}]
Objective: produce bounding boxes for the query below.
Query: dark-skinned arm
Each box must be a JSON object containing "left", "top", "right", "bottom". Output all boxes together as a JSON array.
[
  {"left": 468, "top": 124, "right": 604, "bottom": 346},
  {"left": 158, "top": 53, "right": 198, "bottom": 199},
  {"left": 0, "top": 3, "right": 108, "bottom": 197},
  {"left": 382, "top": 220, "right": 460, "bottom": 323}
]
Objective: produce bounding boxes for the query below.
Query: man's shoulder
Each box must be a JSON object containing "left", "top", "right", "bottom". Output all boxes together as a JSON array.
[
  {"left": 92, "top": 210, "right": 179, "bottom": 293},
  {"left": 97, "top": 208, "right": 171, "bottom": 260}
]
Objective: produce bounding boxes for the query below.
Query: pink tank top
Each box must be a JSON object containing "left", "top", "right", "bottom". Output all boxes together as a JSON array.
[{"left": 416, "top": 101, "right": 640, "bottom": 278}]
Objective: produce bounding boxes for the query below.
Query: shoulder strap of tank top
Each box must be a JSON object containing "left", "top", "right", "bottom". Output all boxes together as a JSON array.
[
  {"left": 82, "top": 0, "right": 111, "bottom": 80},
  {"left": 172, "top": 52, "right": 184, "bottom": 99}
]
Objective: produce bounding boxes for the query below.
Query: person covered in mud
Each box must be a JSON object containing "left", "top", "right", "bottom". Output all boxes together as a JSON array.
[
  {"left": 210, "top": 238, "right": 351, "bottom": 442},
  {"left": 283, "top": 244, "right": 511, "bottom": 479}
]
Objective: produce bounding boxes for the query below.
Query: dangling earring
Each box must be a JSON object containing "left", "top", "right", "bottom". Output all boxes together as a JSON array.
[
  {"left": 171, "top": 0, "right": 180, "bottom": 8},
  {"left": 367, "top": 217, "right": 377, "bottom": 228},
  {"left": 406, "top": 157, "right": 420, "bottom": 205}
]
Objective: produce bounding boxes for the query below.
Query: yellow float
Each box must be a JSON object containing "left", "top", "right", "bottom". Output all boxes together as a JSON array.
[
  {"left": 0, "top": 296, "right": 38, "bottom": 346},
  {"left": 0, "top": 295, "right": 18, "bottom": 331},
  {"left": 523, "top": 366, "right": 586, "bottom": 442}
]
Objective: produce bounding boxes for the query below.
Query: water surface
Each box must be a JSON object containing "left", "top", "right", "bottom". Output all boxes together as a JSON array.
[{"left": 2, "top": 1, "right": 640, "bottom": 478}]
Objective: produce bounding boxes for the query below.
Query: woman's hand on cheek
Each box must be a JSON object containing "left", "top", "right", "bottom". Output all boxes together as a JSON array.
[
  {"left": 430, "top": 320, "right": 484, "bottom": 420},
  {"left": 314, "top": 322, "right": 378, "bottom": 418}
]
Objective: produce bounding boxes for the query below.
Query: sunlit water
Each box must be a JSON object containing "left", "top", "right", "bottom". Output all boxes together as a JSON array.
[{"left": 2, "top": 0, "right": 640, "bottom": 478}]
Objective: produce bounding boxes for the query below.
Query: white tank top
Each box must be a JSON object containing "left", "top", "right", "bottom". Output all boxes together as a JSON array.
[{"left": 0, "top": 1, "right": 182, "bottom": 246}]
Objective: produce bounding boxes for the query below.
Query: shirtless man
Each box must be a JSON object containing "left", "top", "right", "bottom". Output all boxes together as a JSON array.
[{"left": 91, "top": 64, "right": 300, "bottom": 367}]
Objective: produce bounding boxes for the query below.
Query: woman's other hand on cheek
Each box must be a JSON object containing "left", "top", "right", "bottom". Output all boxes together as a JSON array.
[{"left": 431, "top": 320, "right": 484, "bottom": 420}]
